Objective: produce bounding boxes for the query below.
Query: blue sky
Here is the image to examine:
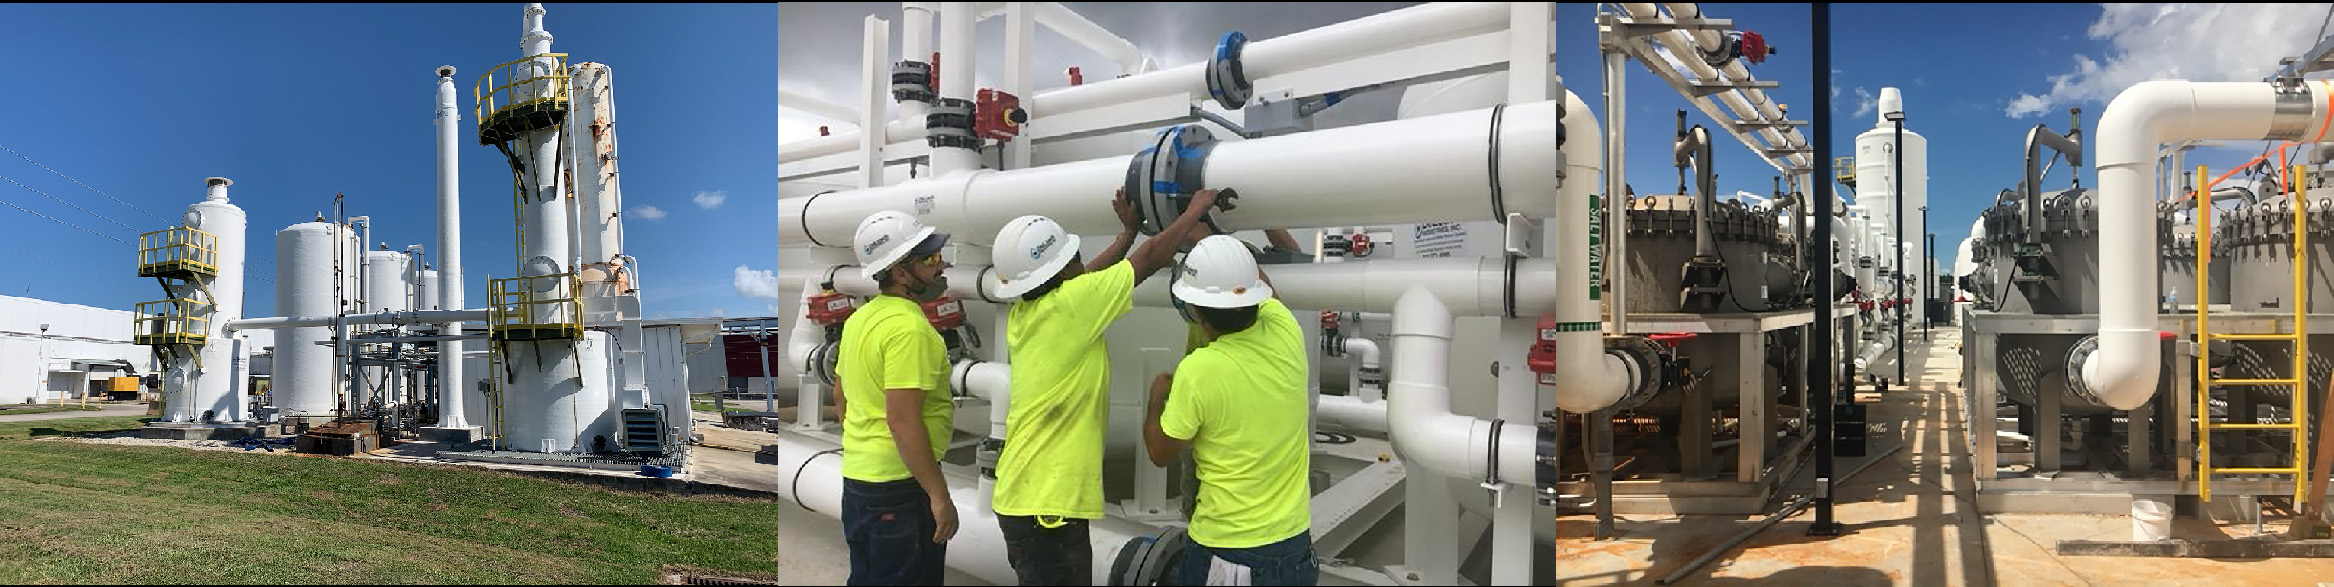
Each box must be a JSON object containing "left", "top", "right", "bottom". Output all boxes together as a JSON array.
[
  {"left": 0, "top": 3, "right": 775, "bottom": 319},
  {"left": 1563, "top": 3, "right": 2334, "bottom": 277}
]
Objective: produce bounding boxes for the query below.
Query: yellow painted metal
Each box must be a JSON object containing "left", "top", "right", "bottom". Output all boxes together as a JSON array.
[
  {"left": 2193, "top": 163, "right": 2315, "bottom": 506},
  {"left": 472, "top": 53, "right": 571, "bottom": 129},
  {"left": 133, "top": 299, "right": 209, "bottom": 346},
  {"left": 137, "top": 227, "right": 218, "bottom": 278}
]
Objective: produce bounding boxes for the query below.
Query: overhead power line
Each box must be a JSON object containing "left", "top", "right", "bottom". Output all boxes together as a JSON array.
[{"left": 0, "top": 143, "right": 167, "bottom": 223}]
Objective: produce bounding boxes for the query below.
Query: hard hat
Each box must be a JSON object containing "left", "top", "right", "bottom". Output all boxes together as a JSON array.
[
  {"left": 1171, "top": 235, "right": 1272, "bottom": 308},
  {"left": 990, "top": 215, "right": 1081, "bottom": 299},
  {"left": 854, "top": 211, "right": 947, "bottom": 280}
]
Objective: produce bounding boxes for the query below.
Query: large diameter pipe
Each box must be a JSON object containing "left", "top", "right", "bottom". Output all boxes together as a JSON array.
[
  {"left": 781, "top": 99, "right": 1562, "bottom": 248},
  {"left": 785, "top": 257, "right": 1555, "bottom": 317},
  {"left": 2024, "top": 124, "right": 2083, "bottom": 243},
  {"left": 776, "top": 433, "right": 1154, "bottom": 585},
  {"left": 1558, "top": 87, "right": 1635, "bottom": 413},
  {"left": 436, "top": 66, "right": 469, "bottom": 428},
  {"left": 901, "top": 2, "right": 937, "bottom": 126},
  {"left": 229, "top": 309, "right": 491, "bottom": 331},
  {"left": 1317, "top": 394, "right": 1388, "bottom": 435},
  {"left": 2077, "top": 80, "right": 2332, "bottom": 411},
  {"left": 781, "top": 2, "right": 1512, "bottom": 163},
  {"left": 1033, "top": 2, "right": 1146, "bottom": 75},
  {"left": 1387, "top": 286, "right": 1537, "bottom": 484},
  {"left": 933, "top": 2, "right": 981, "bottom": 174}
]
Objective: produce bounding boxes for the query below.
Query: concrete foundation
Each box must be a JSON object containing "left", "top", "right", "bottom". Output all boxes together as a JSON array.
[{"left": 138, "top": 422, "right": 262, "bottom": 441}]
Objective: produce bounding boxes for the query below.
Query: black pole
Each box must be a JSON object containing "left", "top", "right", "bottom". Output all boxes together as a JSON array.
[
  {"left": 1922, "top": 208, "right": 1932, "bottom": 337},
  {"left": 1891, "top": 116, "right": 1905, "bottom": 386},
  {"left": 1809, "top": 3, "right": 1842, "bottom": 537}
]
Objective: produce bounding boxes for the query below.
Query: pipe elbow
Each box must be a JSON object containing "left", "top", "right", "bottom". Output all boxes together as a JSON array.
[
  {"left": 2076, "top": 331, "right": 2161, "bottom": 411},
  {"left": 1548, "top": 354, "right": 1633, "bottom": 414}
]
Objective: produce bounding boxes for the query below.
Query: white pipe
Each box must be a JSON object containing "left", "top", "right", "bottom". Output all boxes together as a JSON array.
[
  {"left": 783, "top": 257, "right": 1554, "bottom": 316},
  {"left": 931, "top": 2, "right": 982, "bottom": 174},
  {"left": 1033, "top": 2, "right": 1146, "bottom": 75},
  {"left": 435, "top": 64, "right": 469, "bottom": 429},
  {"left": 1616, "top": 4, "right": 1811, "bottom": 172},
  {"left": 785, "top": 275, "right": 827, "bottom": 375},
  {"left": 1317, "top": 394, "right": 1388, "bottom": 435},
  {"left": 1387, "top": 286, "right": 1537, "bottom": 485},
  {"left": 779, "top": 2, "right": 1511, "bottom": 163},
  {"left": 2075, "top": 80, "right": 2332, "bottom": 411},
  {"left": 901, "top": 2, "right": 937, "bottom": 126},
  {"left": 229, "top": 309, "right": 490, "bottom": 332},
  {"left": 779, "top": 88, "right": 861, "bottom": 124},
  {"left": 949, "top": 359, "right": 1011, "bottom": 401},
  {"left": 776, "top": 433, "right": 1154, "bottom": 585},
  {"left": 782, "top": 100, "right": 1562, "bottom": 248},
  {"left": 1343, "top": 337, "right": 1382, "bottom": 402},
  {"left": 1554, "top": 88, "right": 1635, "bottom": 413}
]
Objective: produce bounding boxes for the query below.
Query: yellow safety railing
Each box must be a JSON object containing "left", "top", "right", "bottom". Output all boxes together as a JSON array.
[
  {"left": 133, "top": 299, "right": 210, "bottom": 346},
  {"left": 474, "top": 52, "right": 571, "bottom": 145},
  {"left": 2195, "top": 163, "right": 2312, "bottom": 507},
  {"left": 487, "top": 273, "right": 582, "bottom": 342},
  {"left": 137, "top": 227, "right": 219, "bottom": 278},
  {"left": 1834, "top": 156, "right": 1858, "bottom": 187}
]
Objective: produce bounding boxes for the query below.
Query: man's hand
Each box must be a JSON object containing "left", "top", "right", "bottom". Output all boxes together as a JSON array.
[
  {"left": 929, "top": 493, "right": 959, "bottom": 543},
  {"left": 1188, "top": 189, "right": 1223, "bottom": 214},
  {"left": 1114, "top": 187, "right": 1141, "bottom": 231},
  {"left": 1149, "top": 372, "right": 1175, "bottom": 405}
]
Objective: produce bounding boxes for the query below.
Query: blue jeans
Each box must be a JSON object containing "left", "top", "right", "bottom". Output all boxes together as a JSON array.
[
  {"left": 1175, "top": 531, "right": 1318, "bottom": 586},
  {"left": 842, "top": 478, "right": 946, "bottom": 586}
]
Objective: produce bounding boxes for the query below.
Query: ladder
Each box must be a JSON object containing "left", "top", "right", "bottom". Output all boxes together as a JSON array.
[
  {"left": 2194, "top": 163, "right": 2312, "bottom": 506},
  {"left": 485, "top": 344, "right": 508, "bottom": 450}
]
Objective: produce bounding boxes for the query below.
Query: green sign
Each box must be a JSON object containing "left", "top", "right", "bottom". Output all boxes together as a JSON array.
[{"left": 1587, "top": 193, "right": 1604, "bottom": 301}]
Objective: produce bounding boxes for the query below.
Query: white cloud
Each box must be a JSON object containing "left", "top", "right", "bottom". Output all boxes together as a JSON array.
[
  {"left": 694, "top": 190, "right": 728, "bottom": 210},
  {"left": 2007, "top": 4, "right": 2332, "bottom": 118},
  {"left": 1851, "top": 87, "right": 1876, "bottom": 119},
  {"left": 630, "top": 204, "right": 667, "bottom": 220},
  {"left": 735, "top": 265, "right": 780, "bottom": 299}
]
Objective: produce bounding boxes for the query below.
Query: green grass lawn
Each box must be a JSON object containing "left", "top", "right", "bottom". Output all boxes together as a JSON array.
[
  {"left": 0, "top": 416, "right": 779, "bottom": 584},
  {"left": 0, "top": 415, "right": 154, "bottom": 441},
  {"left": 689, "top": 393, "right": 725, "bottom": 413},
  {"left": 0, "top": 405, "right": 104, "bottom": 416}
]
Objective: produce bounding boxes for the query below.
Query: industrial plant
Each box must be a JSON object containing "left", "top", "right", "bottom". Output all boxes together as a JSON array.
[{"left": 775, "top": 2, "right": 2334, "bottom": 585}]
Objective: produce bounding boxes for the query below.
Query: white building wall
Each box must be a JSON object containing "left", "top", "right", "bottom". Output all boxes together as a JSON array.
[{"left": 0, "top": 295, "right": 157, "bottom": 404}]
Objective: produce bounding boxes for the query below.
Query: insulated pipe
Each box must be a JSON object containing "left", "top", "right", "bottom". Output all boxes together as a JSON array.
[
  {"left": 2024, "top": 124, "right": 2083, "bottom": 244},
  {"left": 782, "top": 100, "right": 1562, "bottom": 248},
  {"left": 1343, "top": 337, "right": 1383, "bottom": 402},
  {"left": 775, "top": 433, "right": 1153, "bottom": 585},
  {"left": 1316, "top": 394, "right": 1388, "bottom": 435},
  {"left": 780, "top": 2, "right": 1512, "bottom": 163},
  {"left": 2077, "top": 80, "right": 2333, "bottom": 411},
  {"left": 1387, "top": 286, "right": 1538, "bottom": 484},
  {"left": 1561, "top": 88, "right": 1637, "bottom": 413},
  {"left": 435, "top": 65, "right": 469, "bottom": 429}
]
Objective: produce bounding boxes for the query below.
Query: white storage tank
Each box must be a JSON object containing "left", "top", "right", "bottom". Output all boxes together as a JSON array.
[
  {"left": 361, "top": 250, "right": 412, "bottom": 313},
  {"left": 1854, "top": 87, "right": 1929, "bottom": 321},
  {"left": 169, "top": 178, "right": 250, "bottom": 423},
  {"left": 273, "top": 221, "right": 360, "bottom": 418},
  {"left": 417, "top": 269, "right": 441, "bottom": 311}
]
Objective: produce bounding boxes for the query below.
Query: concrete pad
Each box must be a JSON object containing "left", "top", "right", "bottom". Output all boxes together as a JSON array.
[
  {"left": 137, "top": 422, "right": 261, "bottom": 441},
  {"left": 417, "top": 425, "right": 480, "bottom": 444}
]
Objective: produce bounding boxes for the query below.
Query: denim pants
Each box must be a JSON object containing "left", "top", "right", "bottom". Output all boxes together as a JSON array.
[
  {"left": 842, "top": 478, "right": 946, "bottom": 586},
  {"left": 997, "top": 514, "right": 1093, "bottom": 585},
  {"left": 1174, "top": 531, "right": 1318, "bottom": 586}
]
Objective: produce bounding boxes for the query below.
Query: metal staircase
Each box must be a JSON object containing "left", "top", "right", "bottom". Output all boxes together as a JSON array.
[
  {"left": 135, "top": 227, "right": 220, "bottom": 369},
  {"left": 2193, "top": 163, "right": 2312, "bottom": 507}
]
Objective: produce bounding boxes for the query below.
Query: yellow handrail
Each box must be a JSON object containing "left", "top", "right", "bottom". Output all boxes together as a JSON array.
[
  {"left": 137, "top": 227, "right": 219, "bottom": 276},
  {"left": 473, "top": 52, "right": 572, "bottom": 130},
  {"left": 487, "top": 273, "right": 582, "bottom": 340},
  {"left": 133, "top": 299, "right": 210, "bottom": 345}
]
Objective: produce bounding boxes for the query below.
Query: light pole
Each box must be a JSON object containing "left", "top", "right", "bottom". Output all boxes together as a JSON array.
[
  {"left": 1809, "top": 3, "right": 1842, "bottom": 538},
  {"left": 1922, "top": 205, "right": 1931, "bottom": 339}
]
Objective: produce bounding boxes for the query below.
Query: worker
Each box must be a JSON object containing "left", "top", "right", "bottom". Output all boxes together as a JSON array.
[
  {"left": 1144, "top": 234, "right": 1316, "bottom": 586},
  {"left": 984, "top": 188, "right": 1226, "bottom": 585},
  {"left": 835, "top": 210, "right": 957, "bottom": 586}
]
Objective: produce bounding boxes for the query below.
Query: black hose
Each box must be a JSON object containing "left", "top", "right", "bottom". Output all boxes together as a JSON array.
[
  {"left": 791, "top": 448, "right": 843, "bottom": 511},
  {"left": 1314, "top": 431, "right": 1357, "bottom": 445}
]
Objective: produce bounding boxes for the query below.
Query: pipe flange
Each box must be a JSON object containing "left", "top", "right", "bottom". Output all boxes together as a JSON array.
[
  {"left": 1205, "top": 31, "right": 1251, "bottom": 110},
  {"left": 809, "top": 341, "right": 842, "bottom": 388},
  {"left": 1123, "top": 124, "right": 1221, "bottom": 236},
  {"left": 925, "top": 98, "right": 978, "bottom": 150},
  {"left": 1108, "top": 526, "right": 1188, "bottom": 586},
  {"left": 2061, "top": 335, "right": 2112, "bottom": 409},
  {"left": 891, "top": 60, "right": 935, "bottom": 104}
]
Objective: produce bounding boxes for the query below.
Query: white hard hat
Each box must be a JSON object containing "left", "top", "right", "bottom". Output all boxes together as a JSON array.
[
  {"left": 990, "top": 215, "right": 1081, "bottom": 299},
  {"left": 1171, "top": 235, "right": 1272, "bottom": 308},
  {"left": 853, "top": 210, "right": 946, "bottom": 280}
]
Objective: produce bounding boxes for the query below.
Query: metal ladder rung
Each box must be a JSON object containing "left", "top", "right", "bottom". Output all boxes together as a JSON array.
[
  {"left": 2205, "top": 467, "right": 2303, "bottom": 475},
  {"left": 2205, "top": 333, "right": 2301, "bottom": 340},
  {"left": 2206, "top": 378, "right": 2301, "bottom": 386},
  {"left": 2204, "top": 422, "right": 2301, "bottom": 430}
]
